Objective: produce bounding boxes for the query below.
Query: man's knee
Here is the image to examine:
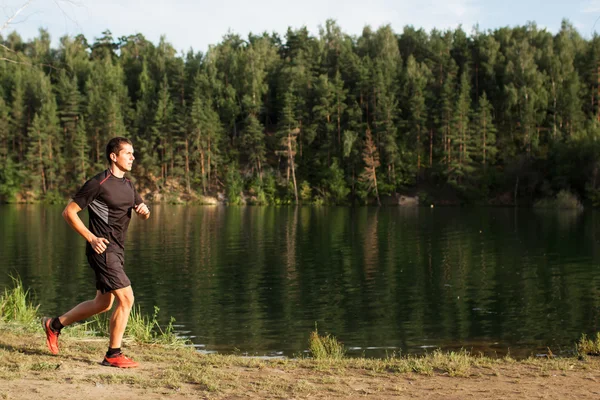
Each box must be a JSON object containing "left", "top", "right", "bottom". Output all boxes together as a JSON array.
[{"left": 114, "top": 286, "right": 134, "bottom": 309}]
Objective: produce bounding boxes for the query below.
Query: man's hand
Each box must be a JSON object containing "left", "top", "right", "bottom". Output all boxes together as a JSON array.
[
  {"left": 89, "top": 236, "right": 110, "bottom": 254},
  {"left": 134, "top": 203, "right": 150, "bottom": 218}
]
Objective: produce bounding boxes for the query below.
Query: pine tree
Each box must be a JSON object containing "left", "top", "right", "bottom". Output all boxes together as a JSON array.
[
  {"left": 405, "top": 55, "right": 430, "bottom": 177},
  {"left": 0, "top": 97, "right": 9, "bottom": 163},
  {"left": 26, "top": 113, "right": 48, "bottom": 194},
  {"left": 72, "top": 115, "right": 89, "bottom": 185},
  {"left": 9, "top": 67, "right": 26, "bottom": 161},
  {"left": 311, "top": 74, "right": 336, "bottom": 162},
  {"left": 242, "top": 112, "right": 266, "bottom": 180},
  {"left": 152, "top": 75, "right": 175, "bottom": 183},
  {"left": 276, "top": 90, "right": 299, "bottom": 202},
  {"left": 56, "top": 71, "right": 81, "bottom": 182},
  {"left": 190, "top": 96, "right": 223, "bottom": 194},
  {"left": 472, "top": 93, "right": 498, "bottom": 168},
  {"left": 439, "top": 60, "right": 457, "bottom": 171},
  {"left": 448, "top": 70, "right": 474, "bottom": 184},
  {"left": 359, "top": 128, "right": 381, "bottom": 205}
]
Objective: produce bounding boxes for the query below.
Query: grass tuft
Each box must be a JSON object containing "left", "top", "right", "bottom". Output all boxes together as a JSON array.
[
  {"left": 65, "top": 313, "right": 110, "bottom": 338},
  {"left": 577, "top": 333, "right": 600, "bottom": 357},
  {"left": 430, "top": 349, "right": 472, "bottom": 376},
  {"left": 126, "top": 305, "right": 186, "bottom": 346},
  {"left": 0, "top": 275, "right": 39, "bottom": 325},
  {"left": 308, "top": 325, "right": 345, "bottom": 360}
]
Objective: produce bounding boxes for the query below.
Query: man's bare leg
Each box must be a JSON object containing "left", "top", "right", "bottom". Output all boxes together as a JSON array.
[
  {"left": 59, "top": 290, "right": 114, "bottom": 326},
  {"left": 108, "top": 285, "right": 134, "bottom": 349},
  {"left": 43, "top": 290, "right": 114, "bottom": 354},
  {"left": 101, "top": 285, "right": 138, "bottom": 368}
]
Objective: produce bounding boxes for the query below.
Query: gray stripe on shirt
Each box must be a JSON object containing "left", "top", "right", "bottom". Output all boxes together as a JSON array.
[{"left": 89, "top": 199, "right": 109, "bottom": 224}]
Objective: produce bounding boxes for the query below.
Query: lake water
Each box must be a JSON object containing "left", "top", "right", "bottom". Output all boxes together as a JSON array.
[{"left": 2, "top": 205, "right": 600, "bottom": 358}]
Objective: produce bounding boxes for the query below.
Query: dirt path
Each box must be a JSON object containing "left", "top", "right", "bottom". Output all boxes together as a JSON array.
[{"left": 1, "top": 327, "right": 600, "bottom": 399}]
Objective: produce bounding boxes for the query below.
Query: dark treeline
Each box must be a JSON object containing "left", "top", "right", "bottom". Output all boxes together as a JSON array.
[{"left": 1, "top": 19, "right": 600, "bottom": 205}]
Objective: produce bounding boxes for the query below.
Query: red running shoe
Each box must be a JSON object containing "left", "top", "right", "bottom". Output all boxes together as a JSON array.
[
  {"left": 102, "top": 353, "right": 139, "bottom": 368},
  {"left": 41, "top": 317, "right": 60, "bottom": 355}
]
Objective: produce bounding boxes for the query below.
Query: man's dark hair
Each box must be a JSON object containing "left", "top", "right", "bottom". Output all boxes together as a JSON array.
[{"left": 106, "top": 137, "right": 132, "bottom": 162}]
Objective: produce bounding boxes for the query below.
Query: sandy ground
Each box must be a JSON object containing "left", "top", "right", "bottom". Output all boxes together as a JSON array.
[{"left": 1, "top": 328, "right": 600, "bottom": 399}]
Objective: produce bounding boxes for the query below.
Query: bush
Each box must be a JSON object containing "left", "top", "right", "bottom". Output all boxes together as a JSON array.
[
  {"left": 300, "top": 181, "right": 312, "bottom": 203},
  {"left": 43, "top": 190, "right": 66, "bottom": 205},
  {"left": 324, "top": 159, "right": 349, "bottom": 204},
  {"left": 534, "top": 190, "right": 583, "bottom": 210},
  {"left": 308, "top": 326, "right": 345, "bottom": 360},
  {"left": 0, "top": 158, "right": 22, "bottom": 203},
  {"left": 225, "top": 164, "right": 244, "bottom": 205},
  {"left": 576, "top": 333, "right": 600, "bottom": 357}
]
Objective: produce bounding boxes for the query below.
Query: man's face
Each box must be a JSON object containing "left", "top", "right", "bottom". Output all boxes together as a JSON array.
[{"left": 111, "top": 143, "right": 135, "bottom": 172}]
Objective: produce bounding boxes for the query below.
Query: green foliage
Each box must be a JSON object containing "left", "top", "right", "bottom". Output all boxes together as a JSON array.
[
  {"left": 308, "top": 326, "right": 345, "bottom": 360},
  {"left": 586, "top": 183, "right": 600, "bottom": 208},
  {"left": 248, "top": 176, "right": 268, "bottom": 205},
  {"left": 0, "top": 276, "right": 39, "bottom": 326},
  {"left": 126, "top": 305, "right": 185, "bottom": 346},
  {"left": 300, "top": 181, "right": 312, "bottom": 203},
  {"left": 241, "top": 113, "right": 266, "bottom": 178},
  {"left": 43, "top": 190, "right": 64, "bottom": 205},
  {"left": 534, "top": 190, "right": 583, "bottom": 210},
  {"left": 1, "top": 23, "right": 600, "bottom": 204},
  {"left": 576, "top": 333, "right": 600, "bottom": 357},
  {"left": 323, "top": 158, "right": 349, "bottom": 204},
  {"left": 0, "top": 158, "right": 22, "bottom": 203},
  {"left": 225, "top": 164, "right": 244, "bottom": 205}
]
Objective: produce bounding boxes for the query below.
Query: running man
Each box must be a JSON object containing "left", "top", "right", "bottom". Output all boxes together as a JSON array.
[{"left": 42, "top": 137, "right": 150, "bottom": 368}]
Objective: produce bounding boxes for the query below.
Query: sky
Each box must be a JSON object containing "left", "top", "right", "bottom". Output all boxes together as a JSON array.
[{"left": 2, "top": 0, "right": 600, "bottom": 53}]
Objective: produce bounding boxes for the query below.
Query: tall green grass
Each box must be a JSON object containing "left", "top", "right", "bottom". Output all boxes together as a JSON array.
[
  {"left": 0, "top": 275, "right": 185, "bottom": 346},
  {"left": 0, "top": 276, "right": 39, "bottom": 325},
  {"left": 576, "top": 333, "right": 600, "bottom": 357},
  {"left": 65, "top": 313, "right": 110, "bottom": 338},
  {"left": 308, "top": 326, "right": 345, "bottom": 360},
  {"left": 126, "top": 305, "right": 185, "bottom": 346}
]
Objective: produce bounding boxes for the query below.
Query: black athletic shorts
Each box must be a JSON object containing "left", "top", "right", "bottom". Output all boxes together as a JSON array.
[{"left": 86, "top": 251, "right": 131, "bottom": 294}]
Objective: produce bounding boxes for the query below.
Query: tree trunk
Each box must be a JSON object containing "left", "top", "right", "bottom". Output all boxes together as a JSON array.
[
  {"left": 208, "top": 137, "right": 212, "bottom": 192},
  {"left": 372, "top": 165, "right": 380, "bottom": 206},
  {"left": 429, "top": 129, "right": 433, "bottom": 167},
  {"left": 417, "top": 128, "right": 421, "bottom": 178},
  {"left": 289, "top": 135, "right": 298, "bottom": 203},
  {"left": 38, "top": 139, "right": 47, "bottom": 194},
  {"left": 200, "top": 148, "right": 206, "bottom": 194},
  {"left": 184, "top": 138, "right": 191, "bottom": 193},
  {"left": 257, "top": 158, "right": 263, "bottom": 183},
  {"left": 483, "top": 114, "right": 487, "bottom": 166}
]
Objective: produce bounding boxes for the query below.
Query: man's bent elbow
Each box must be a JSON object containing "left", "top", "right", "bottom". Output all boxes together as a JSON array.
[
  {"left": 62, "top": 206, "right": 70, "bottom": 221},
  {"left": 62, "top": 201, "right": 79, "bottom": 222}
]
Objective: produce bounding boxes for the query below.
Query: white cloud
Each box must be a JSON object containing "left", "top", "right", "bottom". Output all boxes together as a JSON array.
[{"left": 583, "top": 0, "right": 600, "bottom": 13}]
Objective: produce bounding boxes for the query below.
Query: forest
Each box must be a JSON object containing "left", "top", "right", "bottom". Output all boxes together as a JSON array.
[{"left": 1, "top": 19, "right": 599, "bottom": 206}]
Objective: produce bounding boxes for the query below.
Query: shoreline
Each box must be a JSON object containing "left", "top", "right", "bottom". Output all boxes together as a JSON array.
[{"left": 1, "top": 323, "right": 600, "bottom": 399}]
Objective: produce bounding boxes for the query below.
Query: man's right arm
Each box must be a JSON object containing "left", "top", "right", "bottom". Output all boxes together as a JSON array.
[{"left": 62, "top": 200, "right": 109, "bottom": 254}]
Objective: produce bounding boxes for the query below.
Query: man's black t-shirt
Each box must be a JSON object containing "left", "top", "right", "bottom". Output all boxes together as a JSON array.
[{"left": 72, "top": 170, "right": 143, "bottom": 255}]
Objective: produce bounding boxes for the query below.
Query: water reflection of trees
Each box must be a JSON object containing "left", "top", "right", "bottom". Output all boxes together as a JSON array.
[{"left": 5, "top": 206, "right": 600, "bottom": 356}]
